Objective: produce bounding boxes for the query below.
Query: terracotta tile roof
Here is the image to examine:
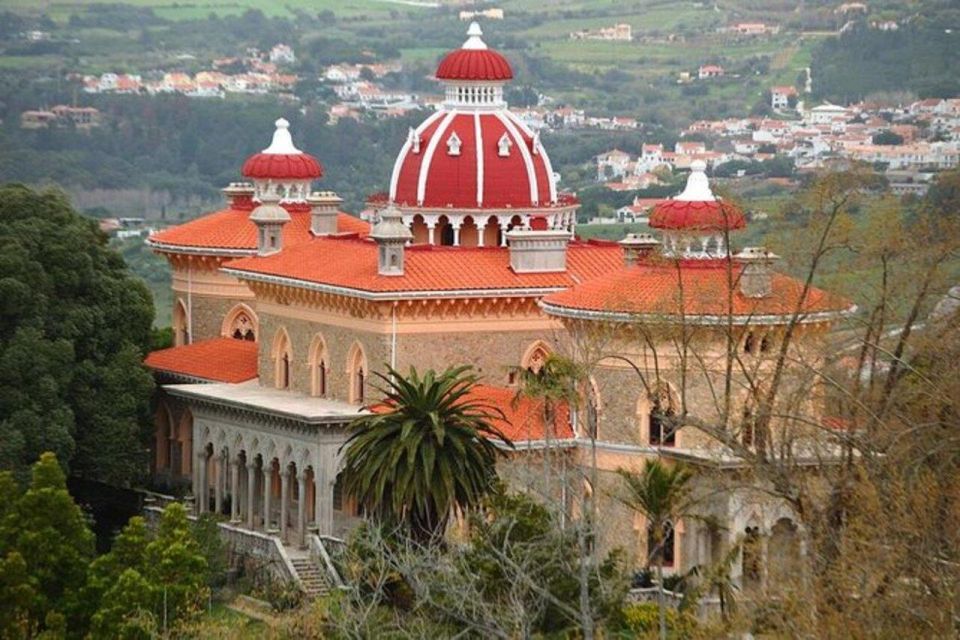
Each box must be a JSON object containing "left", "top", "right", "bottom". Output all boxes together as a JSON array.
[
  {"left": 144, "top": 338, "right": 258, "bottom": 383},
  {"left": 470, "top": 384, "right": 574, "bottom": 443},
  {"left": 542, "top": 259, "right": 854, "bottom": 321},
  {"left": 223, "top": 237, "right": 624, "bottom": 295},
  {"left": 371, "top": 383, "right": 573, "bottom": 443},
  {"left": 148, "top": 209, "right": 369, "bottom": 253}
]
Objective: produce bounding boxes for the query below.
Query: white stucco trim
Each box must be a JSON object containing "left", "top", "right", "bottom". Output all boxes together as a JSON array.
[
  {"left": 474, "top": 111, "right": 484, "bottom": 207},
  {"left": 507, "top": 110, "right": 559, "bottom": 203},
  {"left": 389, "top": 109, "right": 445, "bottom": 202},
  {"left": 539, "top": 300, "right": 858, "bottom": 326},
  {"left": 417, "top": 110, "right": 458, "bottom": 206},
  {"left": 221, "top": 266, "right": 564, "bottom": 301},
  {"left": 495, "top": 111, "right": 539, "bottom": 206}
]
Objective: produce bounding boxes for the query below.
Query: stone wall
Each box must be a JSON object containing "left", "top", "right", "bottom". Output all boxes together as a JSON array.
[{"left": 174, "top": 293, "right": 250, "bottom": 343}]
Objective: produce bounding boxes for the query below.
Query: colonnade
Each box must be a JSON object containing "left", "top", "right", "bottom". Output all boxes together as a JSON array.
[
  {"left": 193, "top": 443, "right": 337, "bottom": 549},
  {"left": 404, "top": 210, "right": 577, "bottom": 247}
]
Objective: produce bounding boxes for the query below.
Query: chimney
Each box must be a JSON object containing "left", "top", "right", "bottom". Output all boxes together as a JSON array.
[
  {"left": 506, "top": 216, "right": 571, "bottom": 273},
  {"left": 249, "top": 187, "right": 290, "bottom": 256},
  {"left": 619, "top": 233, "right": 660, "bottom": 266},
  {"left": 308, "top": 190, "right": 343, "bottom": 236},
  {"left": 222, "top": 182, "right": 254, "bottom": 210},
  {"left": 734, "top": 247, "right": 779, "bottom": 298},
  {"left": 370, "top": 204, "right": 413, "bottom": 276}
]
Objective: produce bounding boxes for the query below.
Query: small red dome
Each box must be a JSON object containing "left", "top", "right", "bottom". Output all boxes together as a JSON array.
[
  {"left": 649, "top": 200, "right": 746, "bottom": 232},
  {"left": 436, "top": 48, "right": 513, "bottom": 81},
  {"left": 241, "top": 152, "right": 323, "bottom": 180}
]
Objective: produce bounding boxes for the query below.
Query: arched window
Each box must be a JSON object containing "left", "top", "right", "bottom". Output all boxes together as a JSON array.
[
  {"left": 347, "top": 342, "right": 368, "bottom": 405},
  {"left": 742, "top": 526, "right": 763, "bottom": 591},
  {"left": 222, "top": 303, "right": 258, "bottom": 342},
  {"left": 521, "top": 341, "right": 552, "bottom": 378},
  {"left": 272, "top": 328, "right": 293, "bottom": 390},
  {"left": 743, "top": 332, "right": 756, "bottom": 354},
  {"left": 648, "top": 385, "right": 677, "bottom": 447},
  {"left": 648, "top": 520, "right": 676, "bottom": 567},
  {"left": 173, "top": 299, "right": 189, "bottom": 346},
  {"left": 308, "top": 334, "right": 329, "bottom": 397}
]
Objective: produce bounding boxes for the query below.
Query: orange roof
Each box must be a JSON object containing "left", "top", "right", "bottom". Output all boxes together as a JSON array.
[
  {"left": 371, "top": 383, "right": 574, "bottom": 443},
  {"left": 542, "top": 259, "right": 853, "bottom": 322},
  {"left": 222, "top": 237, "right": 624, "bottom": 296},
  {"left": 148, "top": 209, "right": 369, "bottom": 254},
  {"left": 470, "top": 384, "right": 574, "bottom": 443},
  {"left": 145, "top": 338, "right": 258, "bottom": 383}
]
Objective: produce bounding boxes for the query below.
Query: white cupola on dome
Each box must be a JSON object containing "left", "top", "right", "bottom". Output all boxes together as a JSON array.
[
  {"left": 241, "top": 118, "right": 324, "bottom": 205},
  {"left": 436, "top": 22, "right": 512, "bottom": 109}
]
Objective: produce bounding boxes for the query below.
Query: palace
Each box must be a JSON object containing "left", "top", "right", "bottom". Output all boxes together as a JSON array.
[{"left": 145, "top": 23, "right": 853, "bottom": 593}]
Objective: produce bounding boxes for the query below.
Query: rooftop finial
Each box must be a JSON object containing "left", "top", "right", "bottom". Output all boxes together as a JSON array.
[
  {"left": 463, "top": 21, "right": 487, "bottom": 50},
  {"left": 262, "top": 117, "right": 301, "bottom": 155},
  {"left": 675, "top": 159, "right": 715, "bottom": 202}
]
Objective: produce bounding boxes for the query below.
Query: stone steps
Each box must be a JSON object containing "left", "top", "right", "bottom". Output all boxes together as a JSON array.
[{"left": 290, "top": 557, "right": 330, "bottom": 599}]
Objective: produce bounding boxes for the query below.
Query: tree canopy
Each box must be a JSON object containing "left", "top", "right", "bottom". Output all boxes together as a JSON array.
[{"left": 0, "top": 185, "right": 154, "bottom": 484}]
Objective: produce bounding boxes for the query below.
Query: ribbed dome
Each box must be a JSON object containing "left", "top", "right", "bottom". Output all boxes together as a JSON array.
[
  {"left": 649, "top": 200, "right": 746, "bottom": 231},
  {"left": 389, "top": 111, "right": 556, "bottom": 209},
  {"left": 435, "top": 21, "right": 513, "bottom": 82},
  {"left": 242, "top": 153, "right": 323, "bottom": 180},
  {"left": 436, "top": 48, "right": 513, "bottom": 81},
  {"left": 649, "top": 161, "right": 745, "bottom": 231},
  {"left": 241, "top": 118, "right": 324, "bottom": 180}
]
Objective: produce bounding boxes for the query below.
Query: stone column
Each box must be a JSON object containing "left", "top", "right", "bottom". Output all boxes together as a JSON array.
[
  {"left": 297, "top": 472, "right": 308, "bottom": 549},
  {"left": 315, "top": 467, "right": 334, "bottom": 536},
  {"left": 760, "top": 530, "right": 770, "bottom": 594},
  {"left": 451, "top": 221, "right": 461, "bottom": 246},
  {"left": 427, "top": 223, "right": 436, "bottom": 246},
  {"left": 195, "top": 451, "right": 207, "bottom": 514},
  {"left": 263, "top": 464, "right": 273, "bottom": 532},
  {"left": 214, "top": 454, "right": 223, "bottom": 515},
  {"left": 499, "top": 222, "right": 510, "bottom": 246},
  {"left": 246, "top": 461, "right": 257, "bottom": 529},
  {"left": 230, "top": 459, "right": 240, "bottom": 523},
  {"left": 280, "top": 466, "right": 290, "bottom": 542}
]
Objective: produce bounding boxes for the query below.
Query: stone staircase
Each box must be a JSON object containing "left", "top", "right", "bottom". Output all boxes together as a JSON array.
[{"left": 290, "top": 557, "right": 330, "bottom": 599}]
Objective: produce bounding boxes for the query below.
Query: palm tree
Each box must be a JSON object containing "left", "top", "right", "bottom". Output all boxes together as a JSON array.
[
  {"left": 616, "top": 460, "right": 696, "bottom": 640},
  {"left": 340, "top": 365, "right": 512, "bottom": 543}
]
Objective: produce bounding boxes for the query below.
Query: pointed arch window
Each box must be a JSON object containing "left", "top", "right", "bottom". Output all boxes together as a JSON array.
[
  {"left": 648, "top": 385, "right": 677, "bottom": 447},
  {"left": 498, "top": 133, "right": 513, "bottom": 157},
  {"left": 308, "top": 334, "right": 330, "bottom": 398},
  {"left": 272, "top": 328, "right": 293, "bottom": 390},
  {"left": 648, "top": 520, "right": 676, "bottom": 567},
  {"left": 347, "top": 342, "right": 368, "bottom": 405},
  {"left": 447, "top": 131, "right": 462, "bottom": 156}
]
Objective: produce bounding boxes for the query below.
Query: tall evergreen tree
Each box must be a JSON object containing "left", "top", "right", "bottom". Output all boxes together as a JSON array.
[
  {"left": 0, "top": 185, "right": 154, "bottom": 484},
  {"left": 0, "top": 453, "right": 95, "bottom": 635}
]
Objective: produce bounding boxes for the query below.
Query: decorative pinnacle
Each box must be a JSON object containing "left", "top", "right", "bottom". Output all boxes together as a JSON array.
[
  {"left": 675, "top": 159, "right": 716, "bottom": 202},
  {"left": 262, "top": 117, "right": 301, "bottom": 155},
  {"left": 463, "top": 21, "right": 487, "bottom": 50}
]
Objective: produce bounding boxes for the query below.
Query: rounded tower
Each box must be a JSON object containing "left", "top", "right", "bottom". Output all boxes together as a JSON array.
[{"left": 386, "top": 22, "right": 577, "bottom": 248}]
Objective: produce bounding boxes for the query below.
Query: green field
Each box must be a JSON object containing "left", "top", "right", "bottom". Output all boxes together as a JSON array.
[{"left": 0, "top": 0, "right": 430, "bottom": 21}]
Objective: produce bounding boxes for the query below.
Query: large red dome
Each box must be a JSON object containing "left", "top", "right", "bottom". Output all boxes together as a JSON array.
[
  {"left": 389, "top": 110, "right": 556, "bottom": 209},
  {"left": 436, "top": 48, "right": 513, "bottom": 81},
  {"left": 240, "top": 118, "right": 324, "bottom": 180}
]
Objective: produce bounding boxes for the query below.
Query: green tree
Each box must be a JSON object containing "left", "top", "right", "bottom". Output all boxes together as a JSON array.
[
  {"left": 0, "top": 452, "right": 95, "bottom": 635},
  {"left": 143, "top": 503, "right": 209, "bottom": 629},
  {"left": 0, "top": 186, "right": 154, "bottom": 485},
  {"left": 872, "top": 130, "right": 904, "bottom": 146},
  {"left": 0, "top": 551, "right": 37, "bottom": 639},
  {"left": 341, "top": 365, "right": 511, "bottom": 542},
  {"left": 616, "top": 461, "right": 696, "bottom": 640}
]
